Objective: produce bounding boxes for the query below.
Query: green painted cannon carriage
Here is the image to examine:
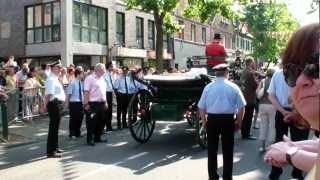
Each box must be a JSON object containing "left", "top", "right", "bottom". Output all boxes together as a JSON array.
[{"left": 127, "top": 73, "right": 212, "bottom": 148}]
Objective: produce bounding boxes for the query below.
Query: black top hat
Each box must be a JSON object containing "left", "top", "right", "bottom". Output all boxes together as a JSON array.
[
  {"left": 50, "top": 60, "right": 62, "bottom": 68},
  {"left": 214, "top": 33, "right": 222, "bottom": 40}
]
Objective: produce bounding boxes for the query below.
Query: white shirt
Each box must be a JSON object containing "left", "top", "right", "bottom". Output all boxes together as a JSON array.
[
  {"left": 267, "top": 70, "right": 292, "bottom": 108},
  {"left": 45, "top": 73, "right": 66, "bottom": 101},
  {"left": 198, "top": 77, "right": 246, "bottom": 114}
]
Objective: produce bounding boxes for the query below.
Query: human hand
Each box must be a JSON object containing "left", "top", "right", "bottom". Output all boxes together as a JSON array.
[
  {"left": 84, "top": 104, "right": 90, "bottom": 111},
  {"left": 234, "top": 121, "right": 241, "bottom": 131}
]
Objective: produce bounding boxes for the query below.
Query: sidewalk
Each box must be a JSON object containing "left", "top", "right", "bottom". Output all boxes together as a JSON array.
[{"left": 0, "top": 115, "right": 71, "bottom": 148}]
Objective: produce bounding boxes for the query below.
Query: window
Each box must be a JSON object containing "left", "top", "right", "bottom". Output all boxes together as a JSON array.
[
  {"left": 72, "top": 1, "right": 107, "bottom": 45},
  {"left": 178, "top": 20, "right": 184, "bottom": 39},
  {"left": 191, "top": 24, "right": 196, "bottom": 42},
  {"left": 136, "top": 17, "right": 144, "bottom": 49},
  {"left": 148, "top": 20, "right": 155, "bottom": 49},
  {"left": 202, "top": 27, "right": 206, "bottom": 43},
  {"left": 116, "top": 12, "right": 125, "bottom": 46},
  {"left": 25, "top": 2, "right": 61, "bottom": 44}
]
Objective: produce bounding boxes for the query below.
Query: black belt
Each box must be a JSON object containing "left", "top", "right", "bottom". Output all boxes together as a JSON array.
[
  {"left": 89, "top": 102, "right": 105, "bottom": 105},
  {"left": 208, "top": 113, "right": 235, "bottom": 119},
  {"left": 49, "top": 98, "right": 63, "bottom": 104}
]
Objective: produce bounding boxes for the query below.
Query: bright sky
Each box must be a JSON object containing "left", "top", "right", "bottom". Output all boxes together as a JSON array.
[{"left": 281, "top": 0, "right": 319, "bottom": 26}]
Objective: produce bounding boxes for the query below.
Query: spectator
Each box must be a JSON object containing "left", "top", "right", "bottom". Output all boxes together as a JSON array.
[
  {"left": 265, "top": 23, "right": 317, "bottom": 179},
  {"left": 4, "top": 56, "right": 17, "bottom": 68},
  {"left": 23, "top": 70, "right": 42, "bottom": 122},
  {"left": 60, "top": 67, "right": 69, "bottom": 85},
  {"left": 5, "top": 66, "right": 16, "bottom": 90},
  {"left": 67, "top": 67, "right": 75, "bottom": 83},
  {"left": 240, "top": 57, "right": 258, "bottom": 139},
  {"left": 0, "top": 69, "right": 6, "bottom": 87},
  {"left": 256, "top": 68, "right": 276, "bottom": 152}
]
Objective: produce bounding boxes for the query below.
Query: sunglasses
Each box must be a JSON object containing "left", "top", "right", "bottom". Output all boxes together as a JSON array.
[{"left": 283, "top": 53, "right": 319, "bottom": 87}]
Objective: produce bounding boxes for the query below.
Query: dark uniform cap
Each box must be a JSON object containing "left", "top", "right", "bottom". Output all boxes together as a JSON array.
[
  {"left": 212, "top": 63, "right": 229, "bottom": 71},
  {"left": 50, "top": 60, "right": 62, "bottom": 68},
  {"left": 122, "top": 66, "right": 129, "bottom": 71}
]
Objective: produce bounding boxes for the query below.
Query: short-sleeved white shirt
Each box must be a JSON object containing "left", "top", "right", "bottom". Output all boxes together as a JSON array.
[
  {"left": 45, "top": 73, "right": 66, "bottom": 101},
  {"left": 267, "top": 70, "right": 292, "bottom": 108},
  {"left": 198, "top": 77, "right": 246, "bottom": 114}
]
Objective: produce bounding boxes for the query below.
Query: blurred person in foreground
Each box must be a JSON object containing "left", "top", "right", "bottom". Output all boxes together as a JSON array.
[{"left": 264, "top": 23, "right": 319, "bottom": 180}]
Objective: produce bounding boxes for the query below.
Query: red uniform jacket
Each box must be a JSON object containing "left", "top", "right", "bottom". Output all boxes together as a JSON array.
[{"left": 205, "top": 42, "right": 227, "bottom": 67}]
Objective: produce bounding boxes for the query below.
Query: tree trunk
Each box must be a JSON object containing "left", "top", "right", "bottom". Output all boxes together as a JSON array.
[{"left": 154, "top": 14, "right": 164, "bottom": 73}]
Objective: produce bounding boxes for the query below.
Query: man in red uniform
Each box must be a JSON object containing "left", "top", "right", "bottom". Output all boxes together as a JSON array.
[{"left": 205, "top": 33, "right": 227, "bottom": 67}]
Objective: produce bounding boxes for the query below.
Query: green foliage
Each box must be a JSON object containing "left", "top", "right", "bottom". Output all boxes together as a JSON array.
[
  {"left": 125, "top": 0, "right": 181, "bottom": 72},
  {"left": 184, "top": 0, "right": 234, "bottom": 23},
  {"left": 244, "top": 3, "right": 299, "bottom": 63}
]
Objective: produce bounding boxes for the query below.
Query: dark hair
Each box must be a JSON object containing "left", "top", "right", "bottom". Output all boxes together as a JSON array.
[
  {"left": 75, "top": 69, "right": 83, "bottom": 77},
  {"left": 41, "top": 64, "right": 47, "bottom": 70},
  {"left": 105, "top": 62, "right": 113, "bottom": 69},
  {"left": 245, "top": 57, "right": 254, "bottom": 67},
  {"left": 27, "top": 72, "right": 33, "bottom": 78},
  {"left": 67, "top": 68, "right": 74, "bottom": 74},
  {"left": 282, "top": 23, "right": 319, "bottom": 66},
  {"left": 30, "top": 67, "right": 37, "bottom": 73}
]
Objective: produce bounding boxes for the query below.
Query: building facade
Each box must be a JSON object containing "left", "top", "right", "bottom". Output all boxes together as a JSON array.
[
  {"left": 0, "top": 0, "right": 252, "bottom": 70},
  {"left": 0, "top": 0, "right": 173, "bottom": 69}
]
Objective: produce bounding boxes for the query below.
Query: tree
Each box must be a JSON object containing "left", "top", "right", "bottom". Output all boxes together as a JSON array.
[
  {"left": 243, "top": 2, "right": 298, "bottom": 64},
  {"left": 125, "top": 0, "right": 180, "bottom": 73}
]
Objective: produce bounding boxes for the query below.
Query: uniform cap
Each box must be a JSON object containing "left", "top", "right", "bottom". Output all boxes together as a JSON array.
[
  {"left": 50, "top": 60, "right": 62, "bottom": 68},
  {"left": 122, "top": 66, "right": 129, "bottom": 71},
  {"left": 212, "top": 63, "right": 229, "bottom": 71}
]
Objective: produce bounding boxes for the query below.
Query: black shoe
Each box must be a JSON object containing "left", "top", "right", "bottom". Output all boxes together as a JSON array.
[
  {"left": 94, "top": 138, "right": 108, "bottom": 143},
  {"left": 87, "top": 141, "right": 95, "bottom": 146},
  {"left": 56, "top": 149, "right": 65, "bottom": 153},
  {"left": 106, "top": 127, "right": 113, "bottom": 131},
  {"left": 268, "top": 173, "right": 280, "bottom": 180},
  {"left": 76, "top": 135, "right": 83, "bottom": 138},
  {"left": 242, "top": 135, "right": 257, "bottom": 140},
  {"left": 123, "top": 124, "right": 128, "bottom": 128},
  {"left": 47, "top": 153, "right": 62, "bottom": 158}
]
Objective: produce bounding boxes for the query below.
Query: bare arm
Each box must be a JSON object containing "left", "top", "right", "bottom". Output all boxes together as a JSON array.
[
  {"left": 291, "top": 149, "right": 318, "bottom": 172},
  {"left": 199, "top": 108, "right": 207, "bottom": 128},
  {"left": 293, "top": 139, "right": 320, "bottom": 153},
  {"left": 268, "top": 93, "right": 289, "bottom": 115}
]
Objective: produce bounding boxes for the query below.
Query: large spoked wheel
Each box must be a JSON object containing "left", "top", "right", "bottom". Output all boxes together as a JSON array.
[
  {"left": 128, "top": 90, "right": 155, "bottom": 143},
  {"left": 185, "top": 102, "right": 197, "bottom": 127},
  {"left": 196, "top": 114, "right": 207, "bottom": 149}
]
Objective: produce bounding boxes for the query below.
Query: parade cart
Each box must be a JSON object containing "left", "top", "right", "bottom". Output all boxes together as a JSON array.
[{"left": 127, "top": 70, "right": 212, "bottom": 148}]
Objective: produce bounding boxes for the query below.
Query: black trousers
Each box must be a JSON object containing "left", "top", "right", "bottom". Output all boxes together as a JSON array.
[
  {"left": 116, "top": 93, "right": 133, "bottom": 128},
  {"left": 104, "top": 92, "right": 113, "bottom": 130},
  {"left": 269, "top": 110, "right": 310, "bottom": 179},
  {"left": 86, "top": 102, "right": 106, "bottom": 143},
  {"left": 69, "top": 102, "right": 84, "bottom": 137},
  {"left": 241, "top": 104, "right": 255, "bottom": 138},
  {"left": 207, "top": 114, "right": 235, "bottom": 180},
  {"left": 47, "top": 100, "right": 63, "bottom": 154}
]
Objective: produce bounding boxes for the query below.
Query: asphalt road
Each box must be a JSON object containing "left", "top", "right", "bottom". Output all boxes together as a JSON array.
[{"left": 0, "top": 120, "right": 294, "bottom": 180}]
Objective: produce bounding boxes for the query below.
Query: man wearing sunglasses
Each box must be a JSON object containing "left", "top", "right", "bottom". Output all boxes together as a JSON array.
[{"left": 267, "top": 67, "right": 310, "bottom": 180}]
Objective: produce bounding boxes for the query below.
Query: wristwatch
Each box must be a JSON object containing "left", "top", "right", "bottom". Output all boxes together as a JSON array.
[{"left": 286, "top": 147, "right": 299, "bottom": 165}]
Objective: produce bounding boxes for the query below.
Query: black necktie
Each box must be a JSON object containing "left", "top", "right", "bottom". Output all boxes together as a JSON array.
[
  {"left": 124, "top": 75, "right": 128, "bottom": 94},
  {"left": 79, "top": 80, "right": 82, "bottom": 102}
]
